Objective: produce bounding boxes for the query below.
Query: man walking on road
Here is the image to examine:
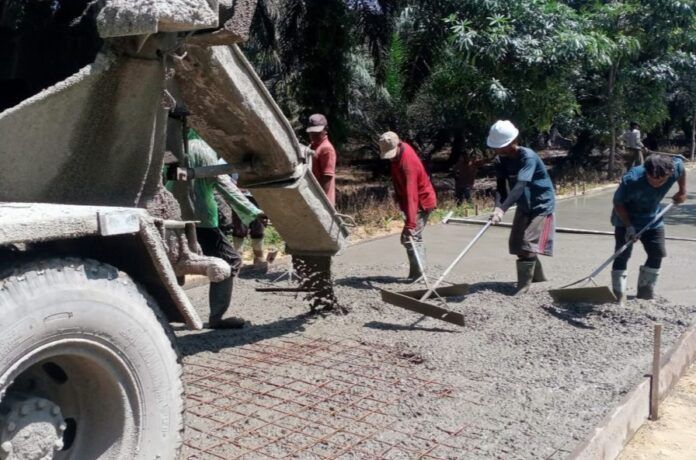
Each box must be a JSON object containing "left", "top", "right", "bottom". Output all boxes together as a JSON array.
[
  {"left": 621, "top": 122, "right": 645, "bottom": 169},
  {"left": 487, "top": 120, "right": 556, "bottom": 295},
  {"left": 610, "top": 154, "right": 687, "bottom": 302},
  {"left": 379, "top": 131, "right": 437, "bottom": 280},
  {"left": 306, "top": 114, "right": 337, "bottom": 206}
]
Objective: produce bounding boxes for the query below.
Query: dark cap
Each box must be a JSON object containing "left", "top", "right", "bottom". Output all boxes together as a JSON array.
[{"left": 306, "top": 113, "right": 328, "bottom": 133}]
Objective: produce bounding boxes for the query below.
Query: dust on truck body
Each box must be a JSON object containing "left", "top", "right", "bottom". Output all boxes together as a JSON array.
[{"left": 0, "top": 1, "right": 347, "bottom": 458}]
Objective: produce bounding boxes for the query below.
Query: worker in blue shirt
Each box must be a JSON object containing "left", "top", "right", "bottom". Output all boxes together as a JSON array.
[{"left": 611, "top": 154, "right": 687, "bottom": 302}]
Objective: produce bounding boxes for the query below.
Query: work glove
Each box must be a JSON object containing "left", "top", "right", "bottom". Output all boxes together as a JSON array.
[
  {"left": 490, "top": 207, "right": 504, "bottom": 225},
  {"left": 625, "top": 226, "right": 638, "bottom": 243}
]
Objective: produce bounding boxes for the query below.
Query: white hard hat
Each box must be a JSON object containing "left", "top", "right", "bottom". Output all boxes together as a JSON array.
[{"left": 486, "top": 120, "right": 519, "bottom": 149}]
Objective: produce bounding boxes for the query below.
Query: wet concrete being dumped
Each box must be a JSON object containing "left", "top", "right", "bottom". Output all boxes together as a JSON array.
[{"left": 178, "top": 182, "right": 696, "bottom": 458}]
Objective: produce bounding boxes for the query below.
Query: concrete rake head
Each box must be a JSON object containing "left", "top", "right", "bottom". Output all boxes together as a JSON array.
[
  {"left": 548, "top": 284, "right": 617, "bottom": 304},
  {"left": 548, "top": 203, "right": 675, "bottom": 305},
  {"left": 380, "top": 221, "right": 493, "bottom": 327}
]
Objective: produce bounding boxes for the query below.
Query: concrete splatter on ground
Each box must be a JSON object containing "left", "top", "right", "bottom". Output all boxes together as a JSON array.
[{"left": 177, "top": 259, "right": 695, "bottom": 459}]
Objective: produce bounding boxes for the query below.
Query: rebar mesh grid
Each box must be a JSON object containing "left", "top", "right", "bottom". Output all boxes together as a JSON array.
[{"left": 180, "top": 336, "right": 478, "bottom": 459}]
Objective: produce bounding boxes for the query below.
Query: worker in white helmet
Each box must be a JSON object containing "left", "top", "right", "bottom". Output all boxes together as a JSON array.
[{"left": 487, "top": 120, "right": 556, "bottom": 294}]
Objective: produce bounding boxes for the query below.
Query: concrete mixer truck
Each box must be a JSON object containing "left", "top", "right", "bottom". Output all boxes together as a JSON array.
[{"left": 0, "top": 1, "right": 347, "bottom": 458}]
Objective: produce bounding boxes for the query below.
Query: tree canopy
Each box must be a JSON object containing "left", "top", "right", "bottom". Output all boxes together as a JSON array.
[{"left": 245, "top": 0, "right": 696, "bottom": 173}]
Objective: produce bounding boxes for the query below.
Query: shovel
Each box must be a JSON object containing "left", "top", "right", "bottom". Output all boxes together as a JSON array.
[
  {"left": 380, "top": 220, "right": 493, "bottom": 326},
  {"left": 548, "top": 203, "right": 675, "bottom": 303}
]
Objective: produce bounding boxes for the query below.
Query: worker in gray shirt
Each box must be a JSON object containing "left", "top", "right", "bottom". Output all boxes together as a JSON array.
[{"left": 620, "top": 122, "right": 645, "bottom": 168}]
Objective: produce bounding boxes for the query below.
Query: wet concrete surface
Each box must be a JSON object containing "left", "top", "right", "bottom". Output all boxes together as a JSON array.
[{"left": 178, "top": 171, "right": 695, "bottom": 459}]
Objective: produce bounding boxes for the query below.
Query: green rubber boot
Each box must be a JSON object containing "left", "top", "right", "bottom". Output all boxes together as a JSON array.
[
  {"left": 208, "top": 277, "right": 246, "bottom": 329},
  {"left": 611, "top": 270, "right": 628, "bottom": 305},
  {"left": 532, "top": 257, "right": 547, "bottom": 282},
  {"left": 636, "top": 266, "right": 660, "bottom": 300},
  {"left": 515, "top": 259, "right": 536, "bottom": 295}
]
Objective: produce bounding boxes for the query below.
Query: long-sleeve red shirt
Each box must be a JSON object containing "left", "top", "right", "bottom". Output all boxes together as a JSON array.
[{"left": 390, "top": 142, "right": 437, "bottom": 229}]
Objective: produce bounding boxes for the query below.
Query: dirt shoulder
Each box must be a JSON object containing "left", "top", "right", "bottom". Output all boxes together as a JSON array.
[{"left": 619, "top": 364, "right": 696, "bottom": 459}]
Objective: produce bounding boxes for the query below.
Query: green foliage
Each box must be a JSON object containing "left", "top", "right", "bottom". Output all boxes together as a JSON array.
[
  {"left": 384, "top": 32, "right": 406, "bottom": 102},
  {"left": 247, "top": 0, "right": 696, "bottom": 168}
]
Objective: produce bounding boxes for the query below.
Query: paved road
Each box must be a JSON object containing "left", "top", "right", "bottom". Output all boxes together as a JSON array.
[{"left": 345, "top": 169, "right": 695, "bottom": 306}]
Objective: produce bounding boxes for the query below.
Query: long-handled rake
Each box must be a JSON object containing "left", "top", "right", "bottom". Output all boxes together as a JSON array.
[
  {"left": 548, "top": 203, "right": 675, "bottom": 303},
  {"left": 380, "top": 220, "right": 493, "bottom": 326}
]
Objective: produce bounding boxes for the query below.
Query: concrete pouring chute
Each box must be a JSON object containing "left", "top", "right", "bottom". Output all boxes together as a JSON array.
[{"left": 174, "top": 44, "right": 349, "bottom": 256}]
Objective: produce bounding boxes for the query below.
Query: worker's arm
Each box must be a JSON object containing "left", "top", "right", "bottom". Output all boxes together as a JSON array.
[
  {"left": 499, "top": 180, "right": 528, "bottom": 212},
  {"left": 612, "top": 179, "right": 636, "bottom": 240},
  {"left": 314, "top": 145, "right": 336, "bottom": 197},
  {"left": 215, "top": 173, "right": 262, "bottom": 226},
  {"left": 402, "top": 166, "right": 420, "bottom": 232},
  {"left": 672, "top": 161, "right": 687, "bottom": 204},
  {"left": 493, "top": 158, "right": 508, "bottom": 207},
  {"left": 613, "top": 203, "right": 632, "bottom": 228},
  {"left": 498, "top": 154, "right": 534, "bottom": 212},
  {"left": 318, "top": 175, "right": 333, "bottom": 195}
]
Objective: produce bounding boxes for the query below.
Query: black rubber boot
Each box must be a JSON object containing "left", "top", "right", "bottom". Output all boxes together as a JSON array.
[
  {"left": 208, "top": 277, "right": 246, "bottom": 329},
  {"left": 405, "top": 246, "right": 423, "bottom": 280},
  {"left": 515, "top": 259, "right": 536, "bottom": 295},
  {"left": 532, "top": 257, "right": 547, "bottom": 282}
]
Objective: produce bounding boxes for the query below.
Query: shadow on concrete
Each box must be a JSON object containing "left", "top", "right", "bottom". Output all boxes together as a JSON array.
[
  {"left": 467, "top": 281, "right": 517, "bottom": 296},
  {"left": 176, "top": 312, "right": 313, "bottom": 357},
  {"left": 363, "top": 321, "right": 458, "bottom": 333},
  {"left": 237, "top": 266, "right": 293, "bottom": 282},
  {"left": 334, "top": 275, "right": 409, "bottom": 290},
  {"left": 663, "top": 199, "right": 696, "bottom": 228},
  {"left": 541, "top": 304, "right": 596, "bottom": 330}
]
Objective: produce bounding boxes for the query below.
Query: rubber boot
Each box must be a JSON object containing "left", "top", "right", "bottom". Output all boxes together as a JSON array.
[
  {"left": 208, "top": 277, "right": 246, "bottom": 329},
  {"left": 611, "top": 270, "right": 628, "bottom": 304},
  {"left": 636, "top": 265, "right": 660, "bottom": 300},
  {"left": 532, "top": 257, "right": 547, "bottom": 283},
  {"left": 250, "top": 238, "right": 266, "bottom": 264},
  {"left": 405, "top": 246, "right": 423, "bottom": 280},
  {"left": 414, "top": 242, "right": 426, "bottom": 272},
  {"left": 232, "top": 237, "right": 245, "bottom": 252},
  {"left": 515, "top": 259, "right": 536, "bottom": 295}
]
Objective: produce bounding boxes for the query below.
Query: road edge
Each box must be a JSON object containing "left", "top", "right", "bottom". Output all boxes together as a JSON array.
[{"left": 568, "top": 321, "right": 696, "bottom": 459}]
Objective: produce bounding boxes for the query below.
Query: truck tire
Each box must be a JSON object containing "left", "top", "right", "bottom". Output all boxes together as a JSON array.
[{"left": 0, "top": 258, "right": 183, "bottom": 460}]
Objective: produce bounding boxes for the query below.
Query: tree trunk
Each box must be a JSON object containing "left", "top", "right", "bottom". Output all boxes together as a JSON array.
[
  {"left": 450, "top": 130, "right": 465, "bottom": 165},
  {"left": 691, "top": 112, "right": 695, "bottom": 161}
]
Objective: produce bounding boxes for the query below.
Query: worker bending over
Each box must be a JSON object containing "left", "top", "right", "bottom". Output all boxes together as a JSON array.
[
  {"left": 379, "top": 131, "right": 437, "bottom": 280},
  {"left": 611, "top": 154, "right": 687, "bottom": 302},
  {"left": 488, "top": 120, "right": 556, "bottom": 294}
]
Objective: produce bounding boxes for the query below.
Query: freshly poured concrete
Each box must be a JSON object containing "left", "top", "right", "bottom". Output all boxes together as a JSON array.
[{"left": 180, "top": 172, "right": 696, "bottom": 458}]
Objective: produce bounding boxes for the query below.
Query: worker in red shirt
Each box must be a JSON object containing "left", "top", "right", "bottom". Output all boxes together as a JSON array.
[
  {"left": 379, "top": 131, "right": 437, "bottom": 280},
  {"left": 306, "top": 113, "right": 337, "bottom": 206}
]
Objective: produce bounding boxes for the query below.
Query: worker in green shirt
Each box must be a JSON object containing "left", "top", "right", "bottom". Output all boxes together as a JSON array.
[{"left": 174, "top": 130, "right": 264, "bottom": 328}]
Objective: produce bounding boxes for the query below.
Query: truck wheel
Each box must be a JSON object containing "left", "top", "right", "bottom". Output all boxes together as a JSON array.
[{"left": 0, "top": 259, "right": 183, "bottom": 460}]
